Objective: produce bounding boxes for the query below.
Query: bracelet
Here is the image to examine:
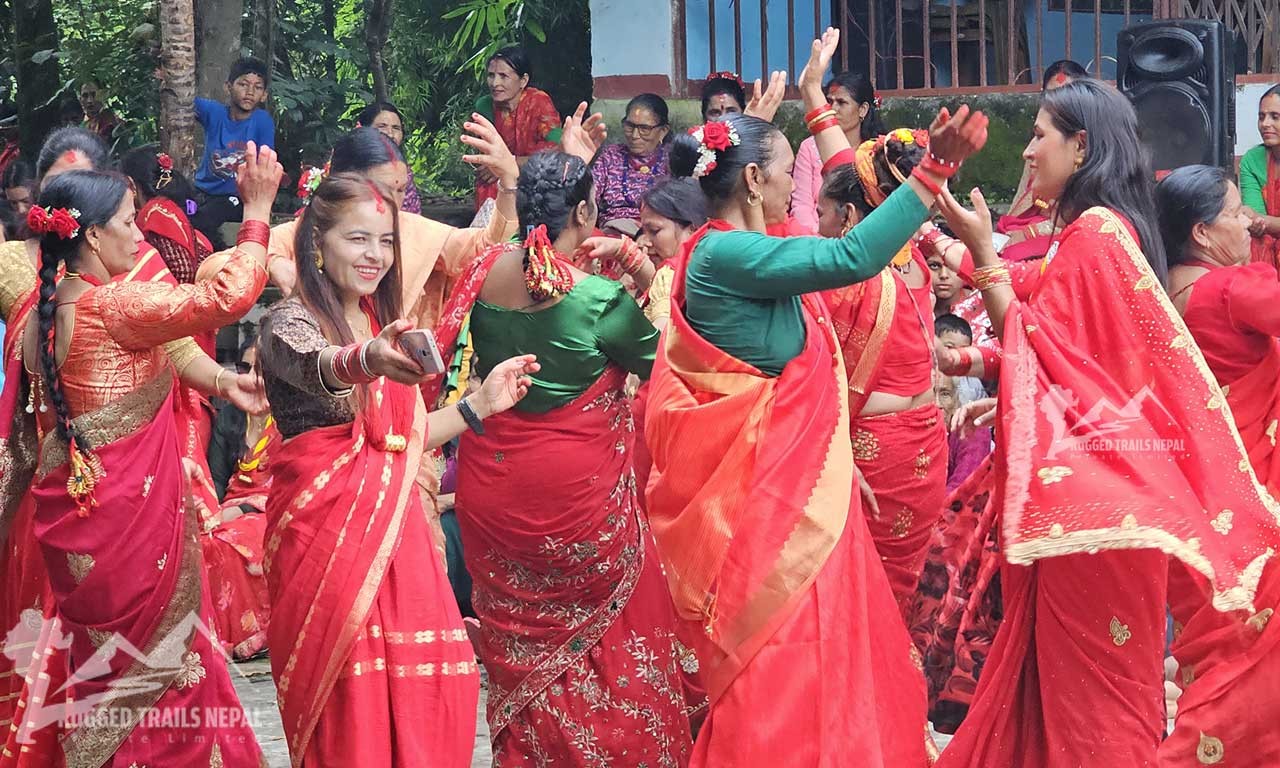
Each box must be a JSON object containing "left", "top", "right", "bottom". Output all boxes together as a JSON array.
[
  {"left": 804, "top": 104, "right": 834, "bottom": 124},
  {"left": 972, "top": 264, "right": 1012, "bottom": 291},
  {"left": 911, "top": 167, "right": 943, "bottom": 196},
  {"left": 618, "top": 237, "right": 647, "bottom": 276},
  {"left": 808, "top": 117, "right": 840, "bottom": 135},
  {"left": 237, "top": 219, "right": 271, "bottom": 248},
  {"left": 331, "top": 342, "right": 376, "bottom": 385},
  {"left": 213, "top": 368, "right": 227, "bottom": 397},
  {"left": 820, "top": 148, "right": 857, "bottom": 176},
  {"left": 919, "top": 153, "right": 961, "bottom": 180},
  {"left": 457, "top": 397, "right": 486, "bottom": 435},
  {"left": 498, "top": 181, "right": 519, "bottom": 195},
  {"left": 357, "top": 339, "right": 374, "bottom": 379},
  {"left": 805, "top": 108, "right": 837, "bottom": 127},
  {"left": 952, "top": 347, "right": 975, "bottom": 373}
]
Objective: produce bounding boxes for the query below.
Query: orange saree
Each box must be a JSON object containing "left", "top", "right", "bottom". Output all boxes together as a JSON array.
[
  {"left": 645, "top": 231, "right": 931, "bottom": 767},
  {"left": 935, "top": 208, "right": 1280, "bottom": 768}
]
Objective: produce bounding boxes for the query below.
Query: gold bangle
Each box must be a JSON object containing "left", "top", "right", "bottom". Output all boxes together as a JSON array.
[
  {"left": 973, "top": 264, "right": 1012, "bottom": 291},
  {"left": 805, "top": 110, "right": 837, "bottom": 129},
  {"left": 214, "top": 368, "right": 227, "bottom": 398}
]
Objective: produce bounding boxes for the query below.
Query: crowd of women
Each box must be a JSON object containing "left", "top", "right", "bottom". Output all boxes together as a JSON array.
[{"left": 1, "top": 23, "right": 1280, "bottom": 768}]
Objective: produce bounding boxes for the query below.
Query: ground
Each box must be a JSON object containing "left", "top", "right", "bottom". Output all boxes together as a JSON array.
[{"left": 230, "top": 657, "right": 493, "bottom": 767}]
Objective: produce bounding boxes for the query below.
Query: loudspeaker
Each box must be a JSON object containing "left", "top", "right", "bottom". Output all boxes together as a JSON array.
[{"left": 1117, "top": 20, "right": 1236, "bottom": 174}]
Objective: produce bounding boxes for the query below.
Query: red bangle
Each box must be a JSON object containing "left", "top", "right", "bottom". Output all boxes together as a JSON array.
[
  {"left": 804, "top": 104, "right": 834, "bottom": 124},
  {"left": 919, "top": 153, "right": 961, "bottom": 180},
  {"left": 237, "top": 219, "right": 271, "bottom": 248},
  {"left": 911, "top": 167, "right": 943, "bottom": 196},
  {"left": 331, "top": 342, "right": 375, "bottom": 386},
  {"left": 808, "top": 117, "right": 840, "bottom": 135},
  {"left": 821, "top": 148, "right": 857, "bottom": 176}
]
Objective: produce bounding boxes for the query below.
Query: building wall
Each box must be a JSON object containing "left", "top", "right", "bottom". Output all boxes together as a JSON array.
[{"left": 590, "top": 0, "right": 676, "bottom": 95}]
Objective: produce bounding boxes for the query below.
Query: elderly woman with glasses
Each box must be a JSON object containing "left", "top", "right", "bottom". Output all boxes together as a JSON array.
[{"left": 592, "top": 93, "right": 672, "bottom": 231}]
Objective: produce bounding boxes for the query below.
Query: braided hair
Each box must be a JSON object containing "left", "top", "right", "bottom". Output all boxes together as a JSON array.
[
  {"left": 516, "top": 151, "right": 595, "bottom": 242},
  {"left": 33, "top": 171, "right": 129, "bottom": 452}
]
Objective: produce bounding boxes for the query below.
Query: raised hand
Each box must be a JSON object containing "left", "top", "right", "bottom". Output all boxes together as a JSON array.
[
  {"left": 935, "top": 186, "right": 998, "bottom": 266},
  {"left": 927, "top": 105, "right": 990, "bottom": 167},
  {"left": 236, "top": 141, "right": 284, "bottom": 221},
  {"left": 224, "top": 371, "right": 270, "bottom": 415},
  {"left": 561, "top": 101, "right": 607, "bottom": 165},
  {"left": 472, "top": 354, "right": 540, "bottom": 418},
  {"left": 798, "top": 27, "right": 840, "bottom": 94},
  {"left": 366, "top": 319, "right": 433, "bottom": 385},
  {"left": 462, "top": 112, "right": 519, "bottom": 189},
  {"left": 744, "top": 70, "right": 787, "bottom": 123}
]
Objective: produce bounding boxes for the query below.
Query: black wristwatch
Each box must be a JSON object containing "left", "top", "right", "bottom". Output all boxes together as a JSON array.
[{"left": 457, "top": 397, "right": 485, "bottom": 435}]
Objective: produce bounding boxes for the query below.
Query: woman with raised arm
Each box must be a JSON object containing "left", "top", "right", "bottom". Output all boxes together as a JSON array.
[
  {"left": 428, "top": 147, "right": 700, "bottom": 766},
  {"left": 10, "top": 144, "right": 281, "bottom": 767},
  {"left": 1154, "top": 165, "right": 1280, "bottom": 767},
  {"left": 932, "top": 78, "right": 1280, "bottom": 767},
  {"left": 257, "top": 173, "right": 538, "bottom": 767},
  {"left": 643, "top": 27, "right": 989, "bottom": 767}
]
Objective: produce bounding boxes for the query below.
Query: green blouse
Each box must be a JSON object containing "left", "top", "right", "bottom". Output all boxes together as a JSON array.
[
  {"left": 684, "top": 183, "right": 931, "bottom": 375},
  {"left": 470, "top": 275, "right": 658, "bottom": 413},
  {"left": 1240, "top": 144, "right": 1274, "bottom": 216}
]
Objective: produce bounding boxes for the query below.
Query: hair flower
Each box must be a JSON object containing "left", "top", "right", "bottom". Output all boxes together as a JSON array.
[
  {"left": 27, "top": 205, "right": 81, "bottom": 240},
  {"left": 297, "top": 166, "right": 326, "bottom": 201},
  {"left": 687, "top": 121, "right": 742, "bottom": 179}
]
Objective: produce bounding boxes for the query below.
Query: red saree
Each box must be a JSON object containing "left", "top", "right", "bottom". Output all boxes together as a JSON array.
[
  {"left": 137, "top": 196, "right": 213, "bottom": 285},
  {"left": 1250, "top": 154, "right": 1280, "bottom": 271},
  {"left": 26, "top": 378, "right": 262, "bottom": 767},
  {"left": 476, "top": 87, "right": 560, "bottom": 207},
  {"left": 825, "top": 259, "right": 948, "bottom": 618},
  {"left": 645, "top": 225, "right": 931, "bottom": 767},
  {"left": 264, "top": 375, "right": 477, "bottom": 768},
  {"left": 935, "top": 208, "right": 1280, "bottom": 768}
]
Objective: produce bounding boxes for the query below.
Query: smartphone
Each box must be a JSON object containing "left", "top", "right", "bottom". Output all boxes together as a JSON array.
[{"left": 397, "top": 329, "right": 447, "bottom": 375}]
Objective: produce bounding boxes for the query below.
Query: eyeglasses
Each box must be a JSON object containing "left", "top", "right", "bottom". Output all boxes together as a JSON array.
[
  {"left": 234, "top": 361, "right": 256, "bottom": 375},
  {"left": 623, "top": 120, "right": 665, "bottom": 137}
]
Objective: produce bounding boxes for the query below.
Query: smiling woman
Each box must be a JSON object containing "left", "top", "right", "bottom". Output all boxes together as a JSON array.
[{"left": 592, "top": 93, "right": 672, "bottom": 228}]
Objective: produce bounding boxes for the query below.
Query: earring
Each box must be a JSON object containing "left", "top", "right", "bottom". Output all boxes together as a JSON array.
[
  {"left": 314, "top": 250, "right": 324, "bottom": 272},
  {"left": 1074, "top": 155, "right": 1084, "bottom": 170},
  {"left": 747, "top": 190, "right": 764, "bottom": 207}
]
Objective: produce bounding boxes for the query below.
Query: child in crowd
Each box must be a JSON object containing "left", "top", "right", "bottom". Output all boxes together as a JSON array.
[
  {"left": 192, "top": 57, "right": 275, "bottom": 247},
  {"left": 936, "top": 314, "right": 993, "bottom": 491}
]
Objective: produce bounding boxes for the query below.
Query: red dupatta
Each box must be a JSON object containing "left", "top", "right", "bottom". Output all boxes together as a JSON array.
[
  {"left": 264, "top": 372, "right": 427, "bottom": 763},
  {"left": 1251, "top": 154, "right": 1280, "bottom": 270},
  {"left": 644, "top": 220, "right": 854, "bottom": 700},
  {"left": 137, "top": 197, "right": 213, "bottom": 285},
  {"left": 997, "top": 207, "right": 1280, "bottom": 612}
]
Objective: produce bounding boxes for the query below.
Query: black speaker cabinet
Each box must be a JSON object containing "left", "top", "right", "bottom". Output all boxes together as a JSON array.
[{"left": 1117, "top": 20, "right": 1236, "bottom": 174}]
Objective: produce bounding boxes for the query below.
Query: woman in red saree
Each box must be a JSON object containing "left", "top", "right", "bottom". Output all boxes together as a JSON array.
[
  {"left": 932, "top": 78, "right": 1280, "bottom": 767},
  {"left": 257, "top": 173, "right": 538, "bottom": 767},
  {"left": 474, "top": 47, "right": 561, "bottom": 208},
  {"left": 12, "top": 148, "right": 281, "bottom": 767},
  {"left": 646, "top": 28, "right": 989, "bottom": 767},
  {"left": 431, "top": 149, "right": 700, "bottom": 766},
  {"left": 1154, "top": 165, "right": 1280, "bottom": 766}
]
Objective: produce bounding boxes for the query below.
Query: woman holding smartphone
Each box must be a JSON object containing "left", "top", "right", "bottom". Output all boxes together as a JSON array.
[{"left": 256, "top": 173, "right": 539, "bottom": 767}]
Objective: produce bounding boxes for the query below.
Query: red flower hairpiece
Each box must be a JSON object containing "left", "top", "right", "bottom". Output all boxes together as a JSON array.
[
  {"left": 27, "top": 205, "right": 81, "bottom": 240},
  {"left": 156, "top": 153, "right": 174, "bottom": 171},
  {"left": 707, "top": 70, "right": 745, "bottom": 89},
  {"left": 873, "top": 91, "right": 884, "bottom": 109}
]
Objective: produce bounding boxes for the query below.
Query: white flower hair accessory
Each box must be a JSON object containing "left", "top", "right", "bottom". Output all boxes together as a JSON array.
[{"left": 687, "top": 121, "right": 742, "bottom": 179}]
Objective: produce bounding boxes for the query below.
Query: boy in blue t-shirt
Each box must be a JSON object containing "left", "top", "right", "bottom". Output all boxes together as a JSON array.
[{"left": 191, "top": 57, "right": 274, "bottom": 247}]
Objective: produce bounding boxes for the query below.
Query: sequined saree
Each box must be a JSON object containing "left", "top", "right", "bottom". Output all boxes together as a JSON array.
[{"left": 934, "top": 208, "right": 1280, "bottom": 768}]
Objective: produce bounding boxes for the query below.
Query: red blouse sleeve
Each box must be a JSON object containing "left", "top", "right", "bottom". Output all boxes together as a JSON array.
[{"left": 1226, "top": 262, "right": 1280, "bottom": 339}]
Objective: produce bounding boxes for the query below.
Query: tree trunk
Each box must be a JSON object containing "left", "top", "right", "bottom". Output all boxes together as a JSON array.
[
  {"left": 12, "top": 0, "right": 61, "bottom": 159},
  {"left": 159, "top": 0, "right": 197, "bottom": 174},
  {"left": 364, "top": 0, "right": 393, "bottom": 104},
  {"left": 195, "top": 0, "right": 243, "bottom": 100}
]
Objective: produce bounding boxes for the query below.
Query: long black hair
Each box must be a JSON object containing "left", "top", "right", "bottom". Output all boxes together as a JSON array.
[
  {"left": 1040, "top": 78, "right": 1168, "bottom": 283},
  {"left": 35, "top": 171, "right": 130, "bottom": 449},
  {"left": 35, "top": 127, "right": 109, "bottom": 184},
  {"left": 330, "top": 126, "right": 405, "bottom": 174},
  {"left": 517, "top": 151, "right": 595, "bottom": 241},
  {"left": 826, "top": 71, "right": 884, "bottom": 142},
  {"left": 292, "top": 173, "right": 404, "bottom": 347},
  {"left": 1154, "top": 164, "right": 1232, "bottom": 267},
  {"left": 641, "top": 177, "right": 708, "bottom": 229},
  {"left": 669, "top": 113, "right": 782, "bottom": 208},
  {"left": 120, "top": 145, "right": 199, "bottom": 208}
]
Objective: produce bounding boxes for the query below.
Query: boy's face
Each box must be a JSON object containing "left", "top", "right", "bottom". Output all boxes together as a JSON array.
[
  {"left": 937, "top": 329, "right": 972, "bottom": 350},
  {"left": 226, "top": 73, "right": 267, "bottom": 115}
]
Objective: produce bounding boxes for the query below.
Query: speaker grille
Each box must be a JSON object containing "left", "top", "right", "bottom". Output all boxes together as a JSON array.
[{"left": 1131, "top": 84, "right": 1213, "bottom": 170}]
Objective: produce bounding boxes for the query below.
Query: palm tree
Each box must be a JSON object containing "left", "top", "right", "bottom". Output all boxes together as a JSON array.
[{"left": 158, "top": 0, "right": 196, "bottom": 174}]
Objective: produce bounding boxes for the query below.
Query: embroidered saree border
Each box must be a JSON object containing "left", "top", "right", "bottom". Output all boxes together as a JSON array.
[{"left": 36, "top": 376, "right": 172, "bottom": 478}]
